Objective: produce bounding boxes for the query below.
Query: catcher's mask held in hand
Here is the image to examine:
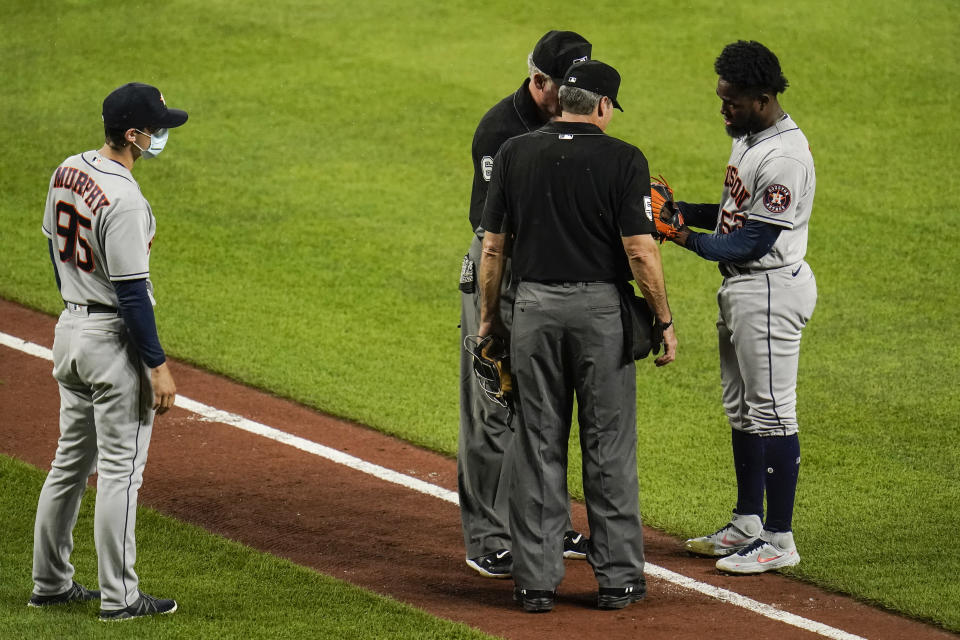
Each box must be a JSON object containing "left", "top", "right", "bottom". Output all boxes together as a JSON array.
[{"left": 464, "top": 335, "right": 514, "bottom": 409}]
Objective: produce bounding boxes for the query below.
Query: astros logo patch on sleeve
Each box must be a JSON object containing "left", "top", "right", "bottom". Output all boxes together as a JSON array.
[{"left": 763, "top": 184, "right": 791, "bottom": 213}]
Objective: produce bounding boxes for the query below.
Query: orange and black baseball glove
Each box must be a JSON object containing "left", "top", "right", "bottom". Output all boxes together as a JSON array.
[{"left": 650, "top": 175, "right": 685, "bottom": 243}]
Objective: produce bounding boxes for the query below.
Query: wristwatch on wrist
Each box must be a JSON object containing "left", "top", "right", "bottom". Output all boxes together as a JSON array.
[{"left": 655, "top": 318, "right": 673, "bottom": 331}]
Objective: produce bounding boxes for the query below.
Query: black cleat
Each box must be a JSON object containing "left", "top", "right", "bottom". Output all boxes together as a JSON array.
[
  {"left": 28, "top": 581, "right": 100, "bottom": 607},
  {"left": 466, "top": 549, "right": 512, "bottom": 578},
  {"left": 562, "top": 530, "right": 589, "bottom": 560},
  {"left": 514, "top": 587, "right": 556, "bottom": 613},
  {"left": 598, "top": 582, "right": 646, "bottom": 610},
  {"left": 99, "top": 591, "right": 177, "bottom": 621}
]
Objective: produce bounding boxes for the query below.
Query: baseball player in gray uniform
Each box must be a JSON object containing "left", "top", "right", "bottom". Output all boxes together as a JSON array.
[
  {"left": 459, "top": 30, "right": 592, "bottom": 579},
  {"left": 666, "top": 41, "right": 817, "bottom": 574},
  {"left": 30, "top": 83, "right": 187, "bottom": 619}
]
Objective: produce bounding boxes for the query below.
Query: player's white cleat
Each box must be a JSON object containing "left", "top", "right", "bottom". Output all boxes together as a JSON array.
[
  {"left": 715, "top": 530, "right": 800, "bottom": 574},
  {"left": 684, "top": 513, "right": 762, "bottom": 557}
]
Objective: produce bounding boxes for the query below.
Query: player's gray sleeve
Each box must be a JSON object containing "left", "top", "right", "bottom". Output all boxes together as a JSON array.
[
  {"left": 48, "top": 239, "right": 62, "bottom": 292},
  {"left": 41, "top": 172, "right": 57, "bottom": 240},
  {"left": 101, "top": 207, "right": 152, "bottom": 280},
  {"left": 748, "top": 156, "right": 808, "bottom": 229}
]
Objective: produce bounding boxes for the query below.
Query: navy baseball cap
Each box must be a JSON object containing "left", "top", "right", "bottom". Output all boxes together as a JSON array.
[
  {"left": 562, "top": 60, "right": 623, "bottom": 111},
  {"left": 531, "top": 30, "right": 592, "bottom": 80},
  {"left": 102, "top": 83, "right": 188, "bottom": 130}
]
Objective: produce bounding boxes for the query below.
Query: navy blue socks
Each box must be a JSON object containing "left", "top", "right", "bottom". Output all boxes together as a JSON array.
[
  {"left": 731, "top": 429, "right": 765, "bottom": 519},
  {"left": 762, "top": 433, "right": 801, "bottom": 532},
  {"left": 730, "top": 430, "right": 801, "bottom": 532}
]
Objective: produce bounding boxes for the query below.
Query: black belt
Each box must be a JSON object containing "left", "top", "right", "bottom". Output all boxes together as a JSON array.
[
  {"left": 64, "top": 301, "right": 118, "bottom": 314},
  {"left": 522, "top": 279, "right": 616, "bottom": 285},
  {"left": 718, "top": 263, "right": 760, "bottom": 278}
]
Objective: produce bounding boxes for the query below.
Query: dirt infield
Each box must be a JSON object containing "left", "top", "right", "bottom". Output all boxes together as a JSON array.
[{"left": 0, "top": 298, "right": 954, "bottom": 640}]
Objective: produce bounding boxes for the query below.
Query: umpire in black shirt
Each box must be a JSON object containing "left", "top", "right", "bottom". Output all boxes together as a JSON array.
[
  {"left": 478, "top": 60, "right": 677, "bottom": 613},
  {"left": 460, "top": 30, "right": 591, "bottom": 580}
]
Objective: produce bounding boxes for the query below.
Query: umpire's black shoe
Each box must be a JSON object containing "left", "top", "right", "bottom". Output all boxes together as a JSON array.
[
  {"left": 598, "top": 582, "right": 646, "bottom": 610},
  {"left": 28, "top": 581, "right": 101, "bottom": 607},
  {"left": 99, "top": 591, "right": 177, "bottom": 621},
  {"left": 513, "top": 587, "right": 556, "bottom": 613},
  {"left": 466, "top": 549, "right": 512, "bottom": 579},
  {"left": 562, "top": 530, "right": 589, "bottom": 560}
]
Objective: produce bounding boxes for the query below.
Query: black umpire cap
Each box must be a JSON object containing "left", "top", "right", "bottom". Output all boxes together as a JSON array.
[
  {"left": 102, "top": 83, "right": 189, "bottom": 130},
  {"left": 562, "top": 60, "right": 623, "bottom": 111},
  {"left": 532, "top": 30, "right": 592, "bottom": 80}
]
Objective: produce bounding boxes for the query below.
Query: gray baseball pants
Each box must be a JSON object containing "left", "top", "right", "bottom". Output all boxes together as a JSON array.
[
  {"left": 32, "top": 308, "right": 154, "bottom": 610},
  {"left": 718, "top": 262, "right": 817, "bottom": 435},
  {"left": 509, "top": 281, "right": 644, "bottom": 590}
]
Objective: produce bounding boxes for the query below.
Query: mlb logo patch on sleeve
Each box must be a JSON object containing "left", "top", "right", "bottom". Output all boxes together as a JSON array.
[
  {"left": 643, "top": 195, "right": 653, "bottom": 221},
  {"left": 763, "top": 184, "right": 791, "bottom": 213}
]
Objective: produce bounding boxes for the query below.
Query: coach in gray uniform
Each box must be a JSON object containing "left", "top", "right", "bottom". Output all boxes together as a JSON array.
[
  {"left": 30, "top": 83, "right": 186, "bottom": 621},
  {"left": 459, "top": 30, "right": 592, "bottom": 579},
  {"left": 478, "top": 60, "right": 677, "bottom": 612}
]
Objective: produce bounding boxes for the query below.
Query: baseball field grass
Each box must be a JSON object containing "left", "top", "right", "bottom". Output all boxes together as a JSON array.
[
  {"left": 0, "top": 455, "right": 494, "bottom": 640},
  {"left": 1, "top": 0, "right": 958, "bottom": 634}
]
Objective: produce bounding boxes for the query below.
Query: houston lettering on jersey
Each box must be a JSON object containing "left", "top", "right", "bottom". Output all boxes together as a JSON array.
[
  {"left": 53, "top": 166, "right": 110, "bottom": 215},
  {"left": 723, "top": 165, "right": 750, "bottom": 209}
]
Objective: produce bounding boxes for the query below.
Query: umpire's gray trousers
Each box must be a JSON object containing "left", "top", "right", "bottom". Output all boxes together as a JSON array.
[
  {"left": 458, "top": 234, "right": 516, "bottom": 558},
  {"left": 509, "top": 281, "right": 645, "bottom": 590}
]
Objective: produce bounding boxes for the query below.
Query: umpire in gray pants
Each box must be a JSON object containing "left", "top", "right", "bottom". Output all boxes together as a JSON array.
[
  {"left": 459, "top": 30, "right": 592, "bottom": 579},
  {"left": 478, "top": 60, "right": 677, "bottom": 613}
]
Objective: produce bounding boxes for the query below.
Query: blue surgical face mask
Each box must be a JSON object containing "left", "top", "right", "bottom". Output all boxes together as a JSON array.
[{"left": 134, "top": 128, "right": 169, "bottom": 159}]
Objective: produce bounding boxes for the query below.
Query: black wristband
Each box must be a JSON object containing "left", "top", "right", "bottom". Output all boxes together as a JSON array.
[{"left": 655, "top": 318, "right": 673, "bottom": 331}]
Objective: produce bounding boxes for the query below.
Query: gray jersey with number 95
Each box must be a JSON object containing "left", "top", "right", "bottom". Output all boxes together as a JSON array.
[{"left": 41, "top": 151, "right": 156, "bottom": 307}]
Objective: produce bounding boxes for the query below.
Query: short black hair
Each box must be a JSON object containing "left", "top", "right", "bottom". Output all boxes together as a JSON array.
[
  {"left": 714, "top": 40, "right": 789, "bottom": 95},
  {"left": 104, "top": 125, "right": 129, "bottom": 150},
  {"left": 104, "top": 124, "right": 156, "bottom": 150}
]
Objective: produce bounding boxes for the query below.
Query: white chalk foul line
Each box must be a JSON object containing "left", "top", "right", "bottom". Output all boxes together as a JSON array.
[
  {"left": 175, "top": 395, "right": 460, "bottom": 505},
  {"left": 0, "top": 331, "right": 54, "bottom": 360},
  {"left": 0, "top": 329, "right": 864, "bottom": 640},
  {"left": 645, "top": 564, "right": 864, "bottom": 640}
]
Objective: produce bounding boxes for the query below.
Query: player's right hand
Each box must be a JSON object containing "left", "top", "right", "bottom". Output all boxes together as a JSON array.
[{"left": 151, "top": 363, "right": 177, "bottom": 415}]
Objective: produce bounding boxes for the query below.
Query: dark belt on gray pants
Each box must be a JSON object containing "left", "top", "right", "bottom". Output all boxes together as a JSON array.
[
  {"left": 64, "top": 301, "right": 118, "bottom": 314},
  {"left": 521, "top": 279, "right": 615, "bottom": 286},
  {"left": 718, "top": 263, "right": 761, "bottom": 278}
]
